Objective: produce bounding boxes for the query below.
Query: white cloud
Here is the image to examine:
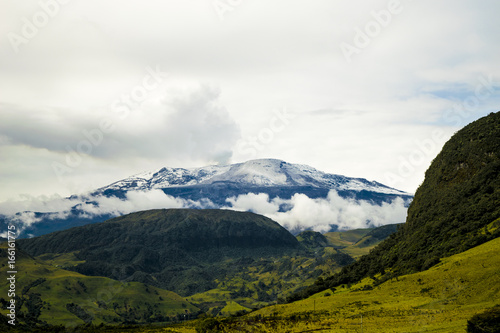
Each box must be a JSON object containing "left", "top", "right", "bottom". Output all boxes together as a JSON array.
[
  {"left": 225, "top": 190, "right": 409, "bottom": 233},
  {"left": 0, "top": 84, "right": 240, "bottom": 162},
  {"left": 11, "top": 212, "right": 42, "bottom": 228},
  {"left": 225, "top": 193, "right": 280, "bottom": 215},
  {"left": 0, "top": 194, "right": 81, "bottom": 216},
  {"left": 76, "top": 190, "right": 198, "bottom": 217},
  {"left": 0, "top": 190, "right": 212, "bottom": 221},
  {"left": 1, "top": 189, "right": 407, "bottom": 235},
  {"left": 0, "top": 84, "right": 241, "bottom": 201}
]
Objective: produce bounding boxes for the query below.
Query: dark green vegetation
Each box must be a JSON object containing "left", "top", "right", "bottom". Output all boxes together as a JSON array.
[
  {"left": 190, "top": 236, "right": 500, "bottom": 332},
  {"left": 467, "top": 305, "right": 500, "bottom": 333},
  {"left": 294, "top": 111, "right": 500, "bottom": 300},
  {"left": 19, "top": 209, "right": 301, "bottom": 296}
]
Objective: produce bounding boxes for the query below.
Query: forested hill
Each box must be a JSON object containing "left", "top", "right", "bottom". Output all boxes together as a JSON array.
[
  {"left": 295, "top": 111, "right": 500, "bottom": 299},
  {"left": 18, "top": 209, "right": 303, "bottom": 295}
]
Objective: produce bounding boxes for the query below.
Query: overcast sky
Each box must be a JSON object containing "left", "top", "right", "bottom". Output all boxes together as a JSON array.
[{"left": 1, "top": 0, "right": 499, "bottom": 203}]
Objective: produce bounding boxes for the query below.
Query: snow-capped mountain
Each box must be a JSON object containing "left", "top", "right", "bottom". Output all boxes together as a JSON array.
[
  {"left": 95, "top": 159, "right": 409, "bottom": 198},
  {"left": 4, "top": 159, "right": 413, "bottom": 238}
]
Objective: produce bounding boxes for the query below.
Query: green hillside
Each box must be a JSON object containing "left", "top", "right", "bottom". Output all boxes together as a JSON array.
[
  {"left": 325, "top": 224, "right": 401, "bottom": 259},
  {"left": 17, "top": 209, "right": 345, "bottom": 312},
  {"left": 6, "top": 236, "right": 497, "bottom": 332},
  {"left": 199, "top": 236, "right": 500, "bottom": 332},
  {"left": 324, "top": 228, "right": 373, "bottom": 247},
  {"left": 0, "top": 243, "right": 199, "bottom": 328},
  {"left": 8, "top": 111, "right": 500, "bottom": 331},
  {"left": 296, "top": 112, "right": 500, "bottom": 298},
  {"left": 18, "top": 209, "right": 302, "bottom": 297},
  {"left": 353, "top": 224, "right": 401, "bottom": 248}
]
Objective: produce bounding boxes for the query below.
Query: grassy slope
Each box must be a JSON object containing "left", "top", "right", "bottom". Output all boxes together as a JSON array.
[
  {"left": 324, "top": 228, "right": 373, "bottom": 247},
  {"left": 0, "top": 244, "right": 199, "bottom": 327},
  {"left": 219, "top": 301, "right": 251, "bottom": 316},
  {"left": 324, "top": 226, "right": 399, "bottom": 259},
  {"left": 194, "top": 236, "right": 500, "bottom": 332},
  {"left": 323, "top": 229, "right": 371, "bottom": 259}
]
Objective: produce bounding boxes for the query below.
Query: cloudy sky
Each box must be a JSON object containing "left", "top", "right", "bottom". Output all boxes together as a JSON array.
[{"left": 1, "top": 0, "right": 499, "bottom": 204}]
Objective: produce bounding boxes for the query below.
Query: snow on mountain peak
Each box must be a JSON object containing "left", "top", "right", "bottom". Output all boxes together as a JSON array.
[
  {"left": 96, "top": 159, "right": 409, "bottom": 196},
  {"left": 206, "top": 159, "right": 289, "bottom": 186}
]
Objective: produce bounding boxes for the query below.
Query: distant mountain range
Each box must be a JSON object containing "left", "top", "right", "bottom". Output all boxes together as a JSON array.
[{"left": 2, "top": 159, "right": 413, "bottom": 238}]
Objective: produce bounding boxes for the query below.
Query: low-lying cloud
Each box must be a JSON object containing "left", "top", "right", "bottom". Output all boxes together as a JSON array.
[
  {"left": 225, "top": 190, "right": 409, "bottom": 233},
  {"left": 1, "top": 189, "right": 409, "bottom": 236}
]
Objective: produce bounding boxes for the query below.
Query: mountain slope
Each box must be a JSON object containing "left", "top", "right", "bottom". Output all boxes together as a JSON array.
[
  {"left": 324, "top": 224, "right": 401, "bottom": 259},
  {"left": 296, "top": 111, "right": 500, "bottom": 297},
  {"left": 18, "top": 209, "right": 303, "bottom": 296},
  {"left": 0, "top": 243, "right": 199, "bottom": 327},
  {"left": 19, "top": 209, "right": 300, "bottom": 256},
  {"left": 210, "top": 236, "right": 500, "bottom": 332}
]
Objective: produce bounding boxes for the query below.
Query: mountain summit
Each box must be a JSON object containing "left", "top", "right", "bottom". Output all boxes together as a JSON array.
[{"left": 95, "top": 158, "right": 410, "bottom": 201}]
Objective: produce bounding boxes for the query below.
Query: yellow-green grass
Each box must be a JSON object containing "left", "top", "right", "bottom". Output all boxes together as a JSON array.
[
  {"left": 324, "top": 228, "right": 372, "bottom": 247},
  {"left": 327, "top": 231, "right": 403, "bottom": 260},
  {"left": 197, "top": 236, "right": 500, "bottom": 332},
  {"left": 219, "top": 301, "right": 251, "bottom": 316},
  {"left": 36, "top": 251, "right": 85, "bottom": 269},
  {"left": 324, "top": 228, "right": 380, "bottom": 259},
  {"left": 0, "top": 244, "right": 198, "bottom": 326},
  {"left": 340, "top": 243, "right": 378, "bottom": 259}
]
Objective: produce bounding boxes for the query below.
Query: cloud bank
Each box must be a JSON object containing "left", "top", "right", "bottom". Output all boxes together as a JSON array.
[
  {"left": 1, "top": 190, "right": 409, "bottom": 236},
  {"left": 0, "top": 84, "right": 240, "bottom": 163},
  {"left": 225, "top": 190, "right": 409, "bottom": 232}
]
